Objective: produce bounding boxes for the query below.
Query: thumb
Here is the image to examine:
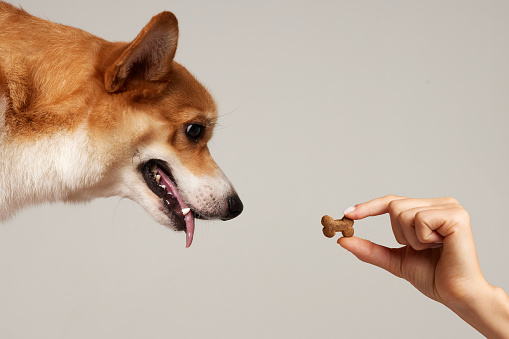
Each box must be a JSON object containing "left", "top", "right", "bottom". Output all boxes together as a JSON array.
[{"left": 338, "top": 237, "right": 403, "bottom": 278}]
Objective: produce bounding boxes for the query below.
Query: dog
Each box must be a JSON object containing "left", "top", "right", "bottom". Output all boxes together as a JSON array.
[{"left": 0, "top": 2, "right": 243, "bottom": 247}]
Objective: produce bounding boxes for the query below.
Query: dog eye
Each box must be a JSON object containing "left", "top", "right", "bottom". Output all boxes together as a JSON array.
[{"left": 186, "top": 124, "right": 204, "bottom": 140}]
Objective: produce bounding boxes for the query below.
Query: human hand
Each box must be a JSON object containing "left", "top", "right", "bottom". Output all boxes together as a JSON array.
[
  {"left": 338, "top": 195, "right": 509, "bottom": 337},
  {"left": 338, "top": 195, "right": 486, "bottom": 307}
]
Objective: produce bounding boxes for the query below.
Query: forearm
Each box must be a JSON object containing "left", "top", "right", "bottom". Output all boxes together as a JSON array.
[{"left": 449, "top": 284, "right": 509, "bottom": 338}]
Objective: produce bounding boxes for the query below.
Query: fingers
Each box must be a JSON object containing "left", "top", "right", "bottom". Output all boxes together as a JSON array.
[
  {"left": 396, "top": 206, "right": 446, "bottom": 249},
  {"left": 343, "top": 196, "right": 468, "bottom": 251},
  {"left": 390, "top": 198, "right": 466, "bottom": 250},
  {"left": 413, "top": 205, "right": 470, "bottom": 239},
  {"left": 343, "top": 195, "right": 405, "bottom": 220}
]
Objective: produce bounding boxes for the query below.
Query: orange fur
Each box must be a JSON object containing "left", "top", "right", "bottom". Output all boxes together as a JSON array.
[
  {"left": 0, "top": 1, "right": 243, "bottom": 240},
  {"left": 0, "top": 1, "right": 217, "bottom": 176}
]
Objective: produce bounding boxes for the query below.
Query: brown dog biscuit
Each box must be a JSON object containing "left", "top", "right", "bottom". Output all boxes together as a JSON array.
[{"left": 321, "top": 215, "right": 354, "bottom": 238}]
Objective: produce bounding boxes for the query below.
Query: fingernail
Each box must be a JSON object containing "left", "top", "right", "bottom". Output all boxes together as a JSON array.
[
  {"left": 343, "top": 206, "right": 356, "bottom": 215},
  {"left": 431, "top": 241, "right": 443, "bottom": 249}
]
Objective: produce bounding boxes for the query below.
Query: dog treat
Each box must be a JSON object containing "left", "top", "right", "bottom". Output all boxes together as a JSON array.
[{"left": 321, "top": 215, "right": 354, "bottom": 238}]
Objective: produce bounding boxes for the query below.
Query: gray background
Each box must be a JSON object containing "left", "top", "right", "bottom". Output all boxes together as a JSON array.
[{"left": 2, "top": 0, "right": 508, "bottom": 338}]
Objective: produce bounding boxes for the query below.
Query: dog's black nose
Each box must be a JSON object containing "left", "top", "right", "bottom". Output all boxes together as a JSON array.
[{"left": 222, "top": 194, "right": 243, "bottom": 221}]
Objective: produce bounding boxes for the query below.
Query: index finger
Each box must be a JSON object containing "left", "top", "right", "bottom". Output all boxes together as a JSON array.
[{"left": 344, "top": 195, "right": 406, "bottom": 220}]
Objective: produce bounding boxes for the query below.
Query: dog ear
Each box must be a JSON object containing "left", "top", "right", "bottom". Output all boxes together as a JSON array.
[{"left": 104, "top": 11, "right": 179, "bottom": 93}]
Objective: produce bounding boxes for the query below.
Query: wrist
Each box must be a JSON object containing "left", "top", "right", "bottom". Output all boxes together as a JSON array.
[{"left": 448, "top": 282, "right": 509, "bottom": 338}]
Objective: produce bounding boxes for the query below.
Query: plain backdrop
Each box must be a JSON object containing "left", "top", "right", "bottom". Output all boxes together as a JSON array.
[{"left": 1, "top": 1, "right": 508, "bottom": 338}]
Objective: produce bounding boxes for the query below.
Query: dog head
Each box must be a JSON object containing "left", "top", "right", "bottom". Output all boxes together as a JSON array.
[{"left": 92, "top": 12, "right": 243, "bottom": 247}]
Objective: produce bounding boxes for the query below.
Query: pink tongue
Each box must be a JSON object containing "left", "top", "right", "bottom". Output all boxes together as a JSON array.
[{"left": 157, "top": 169, "right": 195, "bottom": 248}]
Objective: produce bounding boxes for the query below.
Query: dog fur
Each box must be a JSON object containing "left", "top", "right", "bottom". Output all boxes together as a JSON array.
[{"left": 0, "top": 2, "right": 243, "bottom": 247}]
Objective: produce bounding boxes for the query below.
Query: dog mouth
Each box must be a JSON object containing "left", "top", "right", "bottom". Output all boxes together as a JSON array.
[{"left": 141, "top": 160, "right": 195, "bottom": 248}]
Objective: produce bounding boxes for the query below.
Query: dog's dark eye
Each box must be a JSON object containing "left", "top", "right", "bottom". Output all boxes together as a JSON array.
[{"left": 186, "top": 124, "right": 204, "bottom": 140}]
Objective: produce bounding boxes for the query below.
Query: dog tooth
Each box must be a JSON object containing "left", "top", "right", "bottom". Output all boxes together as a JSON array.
[
  {"left": 182, "top": 208, "right": 191, "bottom": 216},
  {"left": 155, "top": 174, "right": 161, "bottom": 183},
  {"left": 150, "top": 163, "right": 157, "bottom": 173},
  {"left": 160, "top": 185, "right": 166, "bottom": 190}
]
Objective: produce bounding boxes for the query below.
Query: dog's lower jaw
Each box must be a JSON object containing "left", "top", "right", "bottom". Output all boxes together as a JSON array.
[{"left": 142, "top": 161, "right": 196, "bottom": 247}]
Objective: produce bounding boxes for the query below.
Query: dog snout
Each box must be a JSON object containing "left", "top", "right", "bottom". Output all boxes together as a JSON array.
[{"left": 222, "top": 194, "right": 243, "bottom": 221}]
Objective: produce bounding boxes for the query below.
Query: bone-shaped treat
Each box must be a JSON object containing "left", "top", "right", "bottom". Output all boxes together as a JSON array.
[{"left": 321, "top": 215, "right": 354, "bottom": 238}]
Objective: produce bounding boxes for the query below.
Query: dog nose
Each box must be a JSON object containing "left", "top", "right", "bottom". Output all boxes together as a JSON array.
[{"left": 222, "top": 194, "right": 243, "bottom": 221}]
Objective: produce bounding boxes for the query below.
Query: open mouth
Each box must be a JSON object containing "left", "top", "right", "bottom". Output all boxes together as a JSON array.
[{"left": 141, "top": 159, "right": 195, "bottom": 248}]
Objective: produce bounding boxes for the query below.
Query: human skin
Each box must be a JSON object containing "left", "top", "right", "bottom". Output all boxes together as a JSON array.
[{"left": 338, "top": 195, "right": 509, "bottom": 338}]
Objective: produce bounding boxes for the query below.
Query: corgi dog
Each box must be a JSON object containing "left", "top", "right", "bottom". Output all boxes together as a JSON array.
[{"left": 0, "top": 2, "right": 243, "bottom": 247}]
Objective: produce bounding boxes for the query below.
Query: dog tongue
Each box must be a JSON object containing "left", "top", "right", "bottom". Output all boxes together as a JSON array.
[
  {"left": 184, "top": 212, "right": 195, "bottom": 248},
  {"left": 157, "top": 169, "right": 195, "bottom": 248}
]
